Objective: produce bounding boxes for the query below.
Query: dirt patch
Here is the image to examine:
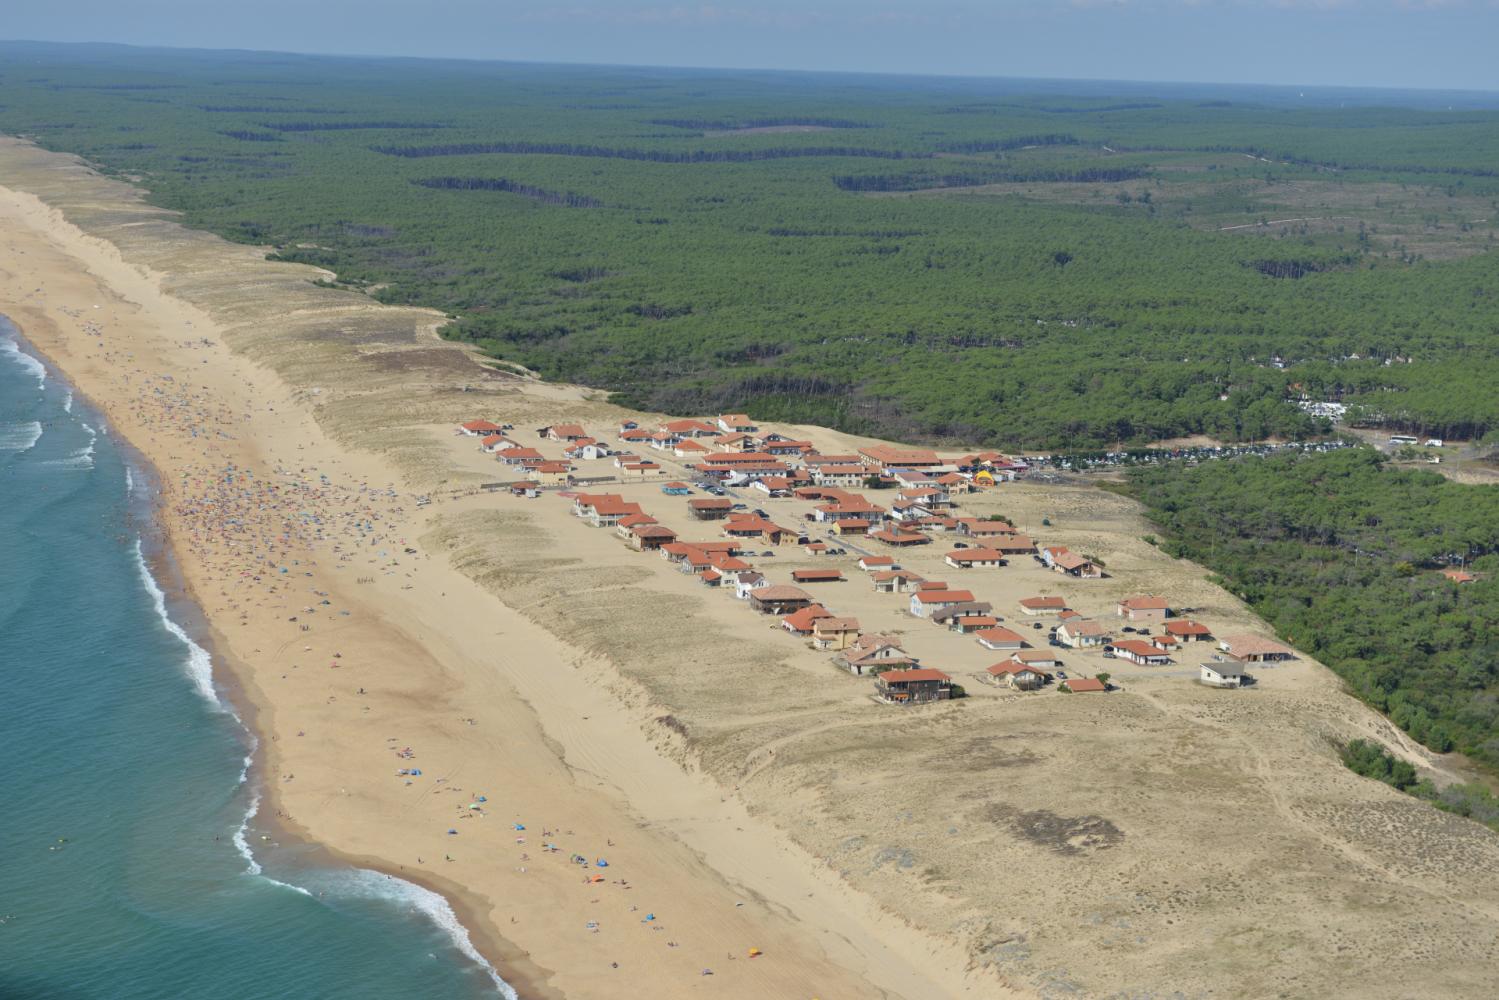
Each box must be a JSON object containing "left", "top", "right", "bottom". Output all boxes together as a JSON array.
[{"left": 988, "top": 805, "right": 1125, "bottom": 855}]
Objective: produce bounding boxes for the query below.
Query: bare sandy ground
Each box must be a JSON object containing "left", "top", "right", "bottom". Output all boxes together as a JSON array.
[{"left": 4, "top": 135, "right": 1499, "bottom": 999}]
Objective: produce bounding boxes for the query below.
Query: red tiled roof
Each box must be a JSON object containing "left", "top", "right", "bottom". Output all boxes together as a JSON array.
[{"left": 879, "top": 668, "right": 951, "bottom": 683}]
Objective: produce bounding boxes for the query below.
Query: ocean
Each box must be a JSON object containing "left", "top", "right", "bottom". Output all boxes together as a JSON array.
[{"left": 0, "top": 317, "right": 513, "bottom": 1000}]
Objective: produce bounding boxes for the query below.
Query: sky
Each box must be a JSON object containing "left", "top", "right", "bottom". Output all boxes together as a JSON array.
[{"left": 7, "top": 0, "right": 1499, "bottom": 92}]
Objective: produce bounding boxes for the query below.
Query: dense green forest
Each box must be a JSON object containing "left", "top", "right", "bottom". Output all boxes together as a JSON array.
[
  {"left": 2, "top": 43, "right": 1499, "bottom": 447},
  {"left": 1126, "top": 450, "right": 1499, "bottom": 765}
]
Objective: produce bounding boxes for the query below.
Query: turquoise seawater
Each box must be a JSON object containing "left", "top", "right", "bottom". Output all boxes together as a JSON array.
[{"left": 0, "top": 317, "right": 512, "bottom": 1000}]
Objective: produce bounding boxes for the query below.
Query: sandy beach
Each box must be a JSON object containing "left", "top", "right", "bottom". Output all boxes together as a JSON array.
[{"left": 5, "top": 134, "right": 1499, "bottom": 999}]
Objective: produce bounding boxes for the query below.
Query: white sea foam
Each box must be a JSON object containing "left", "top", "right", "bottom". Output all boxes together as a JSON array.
[
  {"left": 124, "top": 466, "right": 135, "bottom": 493},
  {"left": 47, "top": 423, "right": 97, "bottom": 470},
  {"left": 0, "top": 421, "right": 44, "bottom": 452},
  {"left": 1, "top": 334, "right": 46, "bottom": 387},
  {"left": 314, "top": 869, "right": 517, "bottom": 998},
  {"left": 132, "top": 537, "right": 225, "bottom": 713},
  {"left": 62, "top": 389, "right": 73, "bottom": 413}
]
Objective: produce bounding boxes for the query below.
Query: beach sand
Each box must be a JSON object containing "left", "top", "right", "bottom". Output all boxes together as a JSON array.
[{"left": 4, "top": 135, "right": 1499, "bottom": 999}]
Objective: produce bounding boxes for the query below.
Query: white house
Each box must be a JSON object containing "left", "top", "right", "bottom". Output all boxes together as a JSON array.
[
  {"left": 909, "top": 589, "right": 975, "bottom": 618},
  {"left": 1057, "top": 619, "right": 1110, "bottom": 649},
  {"left": 1200, "top": 661, "right": 1246, "bottom": 688}
]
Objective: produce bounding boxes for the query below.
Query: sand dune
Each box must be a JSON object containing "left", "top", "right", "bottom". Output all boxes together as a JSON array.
[{"left": 4, "top": 134, "right": 1498, "bottom": 999}]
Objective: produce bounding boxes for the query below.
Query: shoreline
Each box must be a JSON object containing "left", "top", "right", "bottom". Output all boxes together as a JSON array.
[
  {"left": 9, "top": 132, "right": 1499, "bottom": 999},
  {"left": 0, "top": 138, "right": 975, "bottom": 1000},
  {"left": 6, "top": 320, "right": 547, "bottom": 999}
]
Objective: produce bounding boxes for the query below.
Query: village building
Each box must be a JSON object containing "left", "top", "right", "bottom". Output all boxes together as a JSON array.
[
  {"left": 909, "top": 589, "right": 976, "bottom": 618},
  {"left": 671, "top": 439, "right": 711, "bottom": 458},
  {"left": 949, "top": 615, "right": 1000, "bottom": 635},
  {"left": 1011, "top": 649, "right": 1063, "bottom": 669},
  {"left": 529, "top": 461, "right": 573, "bottom": 486},
  {"left": 712, "top": 432, "right": 758, "bottom": 452},
  {"left": 1218, "top": 635, "right": 1297, "bottom": 662},
  {"left": 833, "top": 519, "right": 874, "bottom": 537},
  {"left": 1057, "top": 619, "right": 1111, "bottom": 648},
  {"left": 870, "top": 529, "right": 930, "bottom": 548},
  {"left": 572, "top": 494, "right": 644, "bottom": 527},
  {"left": 661, "top": 482, "right": 692, "bottom": 496},
  {"left": 990, "top": 535, "right": 1037, "bottom": 556},
  {"left": 986, "top": 663, "right": 1047, "bottom": 691},
  {"left": 1018, "top": 596, "right": 1069, "bottom": 616},
  {"left": 544, "top": 423, "right": 588, "bottom": 442},
  {"left": 1149, "top": 634, "right": 1181, "bottom": 653},
  {"left": 1062, "top": 677, "right": 1107, "bottom": 693},
  {"left": 661, "top": 418, "right": 720, "bottom": 438},
  {"left": 782, "top": 604, "right": 834, "bottom": 635},
  {"left": 498, "top": 446, "right": 545, "bottom": 467},
  {"left": 792, "top": 568, "right": 845, "bottom": 585},
  {"left": 859, "top": 446, "right": 945, "bottom": 471},
  {"left": 1164, "top": 619, "right": 1214, "bottom": 642},
  {"left": 716, "top": 414, "right": 759, "bottom": 434},
  {"left": 723, "top": 573, "right": 762, "bottom": 603},
  {"left": 459, "top": 419, "right": 505, "bottom": 437},
  {"left": 619, "top": 460, "right": 665, "bottom": 478},
  {"left": 810, "top": 464, "right": 872, "bottom": 488},
  {"left": 1200, "top": 661, "right": 1247, "bottom": 688},
  {"left": 480, "top": 434, "right": 517, "bottom": 454},
  {"left": 835, "top": 636, "right": 914, "bottom": 676},
  {"left": 871, "top": 570, "right": 925, "bottom": 594},
  {"left": 1108, "top": 639, "right": 1172, "bottom": 665},
  {"left": 619, "top": 523, "right": 676, "bottom": 552},
  {"left": 930, "top": 603, "right": 995, "bottom": 628},
  {"left": 814, "top": 500, "right": 886, "bottom": 524},
  {"left": 1117, "top": 596, "right": 1172, "bottom": 622},
  {"left": 1051, "top": 551, "right": 1103, "bottom": 578},
  {"left": 945, "top": 547, "right": 1005, "bottom": 569},
  {"left": 688, "top": 497, "right": 735, "bottom": 520},
  {"left": 975, "top": 626, "right": 1027, "bottom": 651},
  {"left": 958, "top": 518, "right": 1017, "bottom": 538},
  {"left": 1441, "top": 569, "right": 1477, "bottom": 584},
  {"left": 811, "top": 616, "right": 861, "bottom": 651},
  {"left": 751, "top": 475, "right": 796, "bottom": 497},
  {"left": 749, "top": 585, "right": 816, "bottom": 615},
  {"left": 723, "top": 515, "right": 795, "bottom": 545},
  {"left": 875, "top": 668, "right": 954, "bottom": 704},
  {"left": 858, "top": 555, "right": 895, "bottom": 571}
]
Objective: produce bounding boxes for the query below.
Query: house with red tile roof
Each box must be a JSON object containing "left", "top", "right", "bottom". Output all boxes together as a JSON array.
[
  {"left": 876, "top": 668, "right": 954, "bottom": 704},
  {"left": 544, "top": 423, "right": 588, "bottom": 442},
  {"left": 909, "top": 589, "right": 976, "bottom": 618},
  {"left": 1117, "top": 596, "right": 1172, "bottom": 622},
  {"left": 1164, "top": 619, "right": 1214, "bottom": 642},
  {"left": 688, "top": 497, "right": 734, "bottom": 520},
  {"left": 624, "top": 523, "right": 679, "bottom": 552},
  {"left": 749, "top": 585, "right": 816, "bottom": 615},
  {"left": 781, "top": 604, "right": 834, "bottom": 635},
  {"left": 529, "top": 461, "right": 573, "bottom": 486},
  {"left": 1010, "top": 649, "right": 1063, "bottom": 669},
  {"left": 975, "top": 626, "right": 1027, "bottom": 651},
  {"left": 945, "top": 547, "right": 1005, "bottom": 569},
  {"left": 949, "top": 615, "right": 1000, "bottom": 635},
  {"left": 859, "top": 446, "right": 944, "bottom": 471},
  {"left": 1062, "top": 677, "right": 1107, "bottom": 693},
  {"left": 811, "top": 616, "right": 862, "bottom": 651},
  {"left": 985, "top": 663, "right": 1047, "bottom": 691},
  {"left": 498, "top": 446, "right": 545, "bottom": 467},
  {"left": 1051, "top": 551, "right": 1103, "bottom": 578},
  {"left": 870, "top": 529, "right": 930, "bottom": 548},
  {"left": 1057, "top": 619, "right": 1111, "bottom": 648},
  {"left": 1108, "top": 639, "right": 1172, "bottom": 665},
  {"left": 1018, "top": 596, "right": 1068, "bottom": 615},
  {"left": 716, "top": 414, "right": 758, "bottom": 434},
  {"left": 661, "top": 419, "right": 720, "bottom": 437},
  {"left": 871, "top": 570, "right": 925, "bottom": 594},
  {"left": 858, "top": 555, "right": 895, "bottom": 571},
  {"left": 459, "top": 419, "right": 504, "bottom": 436},
  {"left": 990, "top": 535, "right": 1037, "bottom": 555},
  {"left": 480, "top": 433, "right": 517, "bottom": 453},
  {"left": 836, "top": 639, "right": 917, "bottom": 676},
  {"left": 792, "top": 568, "right": 845, "bottom": 584}
]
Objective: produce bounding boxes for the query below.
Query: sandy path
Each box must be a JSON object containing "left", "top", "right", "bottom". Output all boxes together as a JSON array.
[{"left": 0, "top": 146, "right": 995, "bottom": 999}]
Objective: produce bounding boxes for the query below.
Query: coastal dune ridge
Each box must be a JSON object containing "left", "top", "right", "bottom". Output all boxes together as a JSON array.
[{"left": 5, "top": 131, "right": 1499, "bottom": 1000}]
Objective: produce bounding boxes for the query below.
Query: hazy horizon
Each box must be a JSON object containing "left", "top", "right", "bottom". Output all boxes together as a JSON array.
[{"left": 5, "top": 0, "right": 1499, "bottom": 94}]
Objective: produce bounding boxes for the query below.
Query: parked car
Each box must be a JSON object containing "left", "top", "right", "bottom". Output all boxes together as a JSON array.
[
  {"left": 731, "top": 503, "right": 747, "bottom": 510},
  {"left": 1121, "top": 625, "right": 1136, "bottom": 633},
  {"left": 953, "top": 541, "right": 968, "bottom": 549},
  {"left": 1031, "top": 622, "right": 1044, "bottom": 630},
  {"left": 752, "top": 509, "right": 769, "bottom": 518},
  {"left": 1055, "top": 670, "right": 1067, "bottom": 680},
  {"left": 761, "top": 550, "right": 776, "bottom": 557}
]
